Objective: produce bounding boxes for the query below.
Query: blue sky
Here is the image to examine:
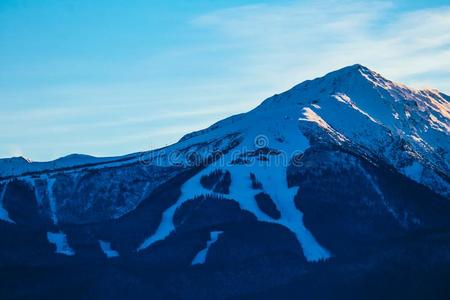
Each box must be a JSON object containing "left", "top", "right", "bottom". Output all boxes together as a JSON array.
[{"left": 1, "top": 0, "right": 449, "bottom": 161}]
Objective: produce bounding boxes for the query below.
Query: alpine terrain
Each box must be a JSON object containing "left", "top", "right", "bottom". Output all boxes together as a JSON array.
[{"left": 1, "top": 64, "right": 449, "bottom": 299}]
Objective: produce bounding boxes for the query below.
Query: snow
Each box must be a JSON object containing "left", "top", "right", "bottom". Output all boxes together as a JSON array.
[
  {"left": 47, "top": 231, "right": 75, "bottom": 256},
  {"left": 403, "top": 162, "right": 423, "bottom": 182},
  {"left": 46, "top": 178, "right": 58, "bottom": 225},
  {"left": 139, "top": 128, "right": 331, "bottom": 262},
  {"left": 0, "top": 65, "right": 447, "bottom": 193},
  {"left": 299, "top": 107, "right": 333, "bottom": 131},
  {"left": 137, "top": 205, "right": 178, "bottom": 251},
  {"left": 98, "top": 240, "right": 119, "bottom": 258},
  {"left": 191, "top": 231, "right": 223, "bottom": 265},
  {"left": 136, "top": 66, "right": 450, "bottom": 261},
  {"left": 0, "top": 64, "right": 448, "bottom": 257},
  {"left": 20, "top": 177, "right": 40, "bottom": 205},
  {"left": 332, "top": 93, "right": 381, "bottom": 125},
  {"left": 0, "top": 182, "right": 14, "bottom": 223},
  {"left": 136, "top": 65, "right": 450, "bottom": 260}
]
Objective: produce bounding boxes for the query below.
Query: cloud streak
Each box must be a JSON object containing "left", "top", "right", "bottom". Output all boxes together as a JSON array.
[
  {"left": 2, "top": 0, "right": 449, "bottom": 160},
  {"left": 193, "top": 0, "right": 450, "bottom": 93}
]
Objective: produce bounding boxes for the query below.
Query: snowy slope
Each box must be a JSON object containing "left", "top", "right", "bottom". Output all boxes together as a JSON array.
[
  {"left": 1, "top": 64, "right": 449, "bottom": 300},
  {"left": 136, "top": 65, "right": 449, "bottom": 262},
  {"left": 1, "top": 65, "right": 448, "bottom": 262},
  {"left": 169, "top": 64, "right": 450, "bottom": 195},
  {"left": 3, "top": 65, "right": 447, "bottom": 192}
]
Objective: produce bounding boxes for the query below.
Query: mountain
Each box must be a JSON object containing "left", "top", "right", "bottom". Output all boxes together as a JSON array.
[{"left": 1, "top": 64, "right": 449, "bottom": 299}]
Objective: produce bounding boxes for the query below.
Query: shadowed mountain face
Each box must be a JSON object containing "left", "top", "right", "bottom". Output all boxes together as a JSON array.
[{"left": 1, "top": 65, "right": 449, "bottom": 300}]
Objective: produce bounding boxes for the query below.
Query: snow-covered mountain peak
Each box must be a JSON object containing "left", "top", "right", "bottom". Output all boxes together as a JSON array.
[
  {"left": 174, "top": 64, "right": 448, "bottom": 196},
  {"left": 0, "top": 65, "right": 448, "bottom": 196},
  {"left": 137, "top": 65, "right": 448, "bottom": 262},
  {"left": 1, "top": 64, "right": 449, "bottom": 276},
  {"left": 180, "top": 64, "right": 447, "bottom": 144}
]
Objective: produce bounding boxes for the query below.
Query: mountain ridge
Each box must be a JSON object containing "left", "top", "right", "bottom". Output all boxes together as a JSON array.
[
  {"left": 1, "top": 64, "right": 448, "bottom": 183},
  {"left": 1, "top": 64, "right": 450, "bottom": 299},
  {"left": 0, "top": 65, "right": 448, "bottom": 226}
]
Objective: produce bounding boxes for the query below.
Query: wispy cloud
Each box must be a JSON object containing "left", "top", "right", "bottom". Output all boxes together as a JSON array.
[
  {"left": 193, "top": 0, "right": 450, "bottom": 93},
  {"left": 2, "top": 0, "right": 449, "bottom": 160},
  {"left": 0, "top": 103, "right": 247, "bottom": 137}
]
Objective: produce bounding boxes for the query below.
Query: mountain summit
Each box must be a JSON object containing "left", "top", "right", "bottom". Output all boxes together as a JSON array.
[
  {"left": 2, "top": 65, "right": 448, "bottom": 193},
  {"left": 1, "top": 65, "right": 449, "bottom": 299}
]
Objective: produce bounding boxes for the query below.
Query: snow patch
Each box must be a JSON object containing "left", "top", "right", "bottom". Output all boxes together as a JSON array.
[
  {"left": 191, "top": 231, "right": 223, "bottom": 265},
  {"left": 403, "top": 162, "right": 423, "bottom": 182},
  {"left": 0, "top": 182, "right": 14, "bottom": 223},
  {"left": 332, "top": 93, "right": 381, "bottom": 125},
  {"left": 98, "top": 240, "right": 119, "bottom": 258},
  {"left": 21, "top": 177, "right": 44, "bottom": 205},
  {"left": 47, "top": 231, "right": 75, "bottom": 256},
  {"left": 46, "top": 178, "right": 58, "bottom": 225},
  {"left": 299, "top": 107, "right": 347, "bottom": 143},
  {"left": 299, "top": 107, "right": 332, "bottom": 131}
]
